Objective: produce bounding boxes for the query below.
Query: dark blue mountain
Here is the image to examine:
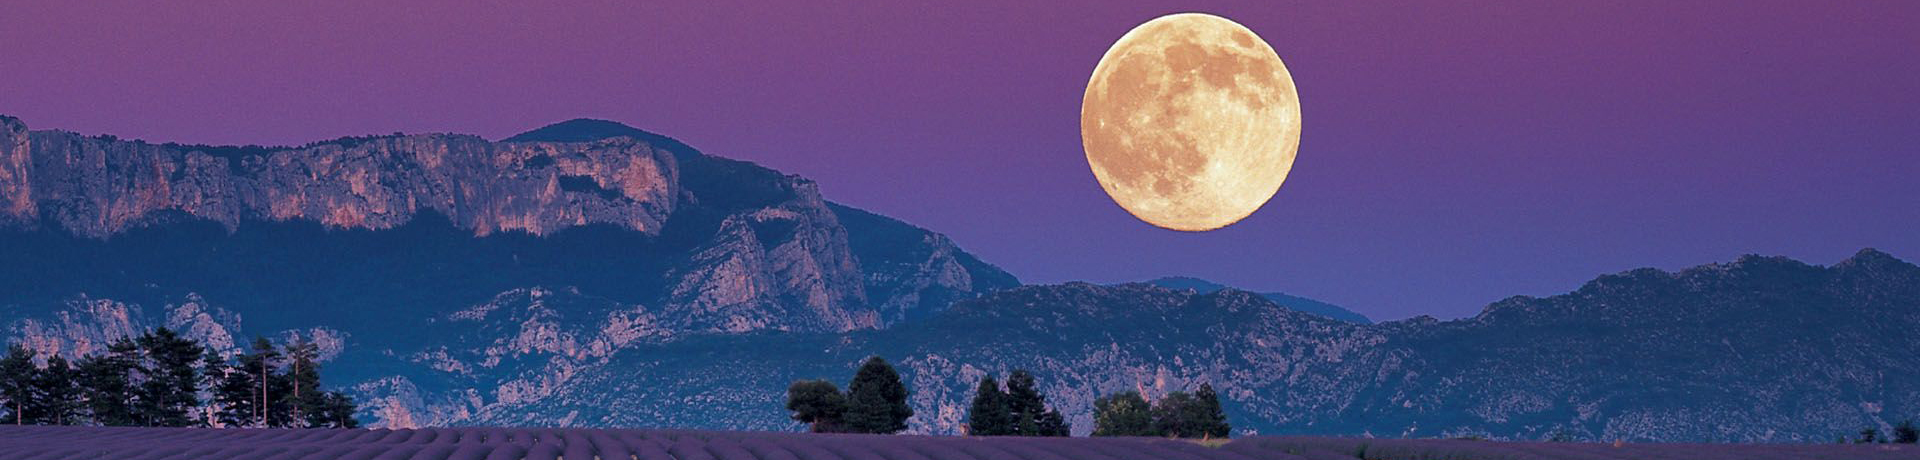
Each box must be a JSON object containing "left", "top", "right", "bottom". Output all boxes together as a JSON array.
[{"left": 1143, "top": 276, "right": 1371, "bottom": 324}]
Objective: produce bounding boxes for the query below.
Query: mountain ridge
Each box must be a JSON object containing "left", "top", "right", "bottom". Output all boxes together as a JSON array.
[
  {"left": 1139, "top": 276, "right": 1371, "bottom": 324},
  {"left": 425, "top": 249, "right": 1919, "bottom": 442},
  {"left": 4, "top": 115, "right": 1916, "bottom": 442}
]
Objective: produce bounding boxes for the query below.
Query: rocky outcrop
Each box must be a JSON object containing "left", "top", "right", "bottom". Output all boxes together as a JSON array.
[
  {"left": 832, "top": 203, "right": 1021, "bottom": 324},
  {"left": 4, "top": 292, "right": 298, "bottom": 361},
  {"left": 0, "top": 116, "right": 1016, "bottom": 338},
  {"left": 0, "top": 116, "right": 678, "bottom": 238},
  {"left": 0, "top": 115, "right": 1020, "bottom": 430}
]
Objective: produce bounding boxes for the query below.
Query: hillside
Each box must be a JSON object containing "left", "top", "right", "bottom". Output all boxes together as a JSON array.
[
  {"left": 1142, "top": 276, "right": 1372, "bottom": 324},
  {"left": 415, "top": 251, "right": 1920, "bottom": 442}
]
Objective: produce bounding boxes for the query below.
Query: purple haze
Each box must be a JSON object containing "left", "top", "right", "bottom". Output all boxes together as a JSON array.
[{"left": 2, "top": 1, "right": 1916, "bottom": 320}]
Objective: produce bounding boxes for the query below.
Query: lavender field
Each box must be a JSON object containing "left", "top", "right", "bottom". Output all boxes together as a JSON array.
[{"left": 2, "top": 427, "right": 1915, "bottom": 460}]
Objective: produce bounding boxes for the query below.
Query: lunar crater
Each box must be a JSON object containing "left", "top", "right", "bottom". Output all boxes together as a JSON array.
[{"left": 1081, "top": 13, "right": 1300, "bottom": 231}]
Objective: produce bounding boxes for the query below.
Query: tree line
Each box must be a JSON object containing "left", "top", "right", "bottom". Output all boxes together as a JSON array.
[
  {"left": 783, "top": 357, "right": 1229, "bottom": 438},
  {"left": 966, "top": 370, "right": 1069, "bottom": 436},
  {"left": 1852, "top": 419, "right": 1919, "bottom": 444},
  {"left": 1088, "top": 385, "right": 1230, "bottom": 438},
  {"left": 0, "top": 327, "right": 358, "bottom": 428}
]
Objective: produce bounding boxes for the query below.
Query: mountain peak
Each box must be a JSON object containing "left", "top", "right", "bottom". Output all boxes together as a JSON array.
[
  {"left": 1840, "top": 247, "right": 1909, "bottom": 268},
  {"left": 504, "top": 119, "right": 646, "bottom": 142},
  {"left": 503, "top": 118, "right": 700, "bottom": 158}
]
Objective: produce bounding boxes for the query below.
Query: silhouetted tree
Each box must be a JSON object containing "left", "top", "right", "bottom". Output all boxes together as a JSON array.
[
  {"left": 1152, "top": 391, "right": 1205, "bottom": 438},
  {"left": 786, "top": 379, "right": 848, "bottom": 433},
  {"left": 842, "top": 356, "right": 912, "bottom": 434},
  {"left": 197, "top": 347, "right": 226, "bottom": 426},
  {"left": 77, "top": 338, "right": 142, "bottom": 426},
  {"left": 1092, "top": 391, "right": 1154, "bottom": 436},
  {"left": 1859, "top": 427, "right": 1882, "bottom": 444},
  {"left": 316, "top": 391, "right": 360, "bottom": 428},
  {"left": 1895, "top": 420, "right": 1919, "bottom": 444},
  {"left": 281, "top": 338, "right": 324, "bottom": 426},
  {"left": 1037, "top": 407, "right": 1071, "bottom": 437},
  {"left": 1004, "top": 370, "right": 1043, "bottom": 435},
  {"left": 8, "top": 331, "right": 354, "bottom": 429},
  {"left": 32, "top": 355, "right": 82, "bottom": 425},
  {"left": 135, "top": 328, "right": 203, "bottom": 427},
  {"left": 973, "top": 370, "right": 1069, "bottom": 437},
  {"left": 1194, "top": 383, "right": 1230, "bottom": 438},
  {"left": 211, "top": 352, "right": 259, "bottom": 427},
  {"left": 242, "top": 337, "right": 282, "bottom": 427},
  {"left": 966, "top": 375, "right": 1013, "bottom": 435},
  {"left": 0, "top": 345, "right": 36, "bottom": 425}
]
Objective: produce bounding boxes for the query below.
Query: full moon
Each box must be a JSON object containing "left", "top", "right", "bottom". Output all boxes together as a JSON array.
[{"left": 1081, "top": 13, "right": 1301, "bottom": 231}]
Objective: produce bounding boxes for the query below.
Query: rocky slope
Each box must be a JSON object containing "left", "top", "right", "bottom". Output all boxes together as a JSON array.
[
  {"left": 0, "top": 115, "right": 1016, "bottom": 336},
  {"left": 393, "top": 250, "right": 1919, "bottom": 442},
  {"left": 0, "top": 115, "right": 1017, "bottom": 422}
]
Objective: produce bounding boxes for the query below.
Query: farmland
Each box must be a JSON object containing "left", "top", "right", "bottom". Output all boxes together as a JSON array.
[{"left": 2, "top": 426, "right": 1915, "bottom": 460}]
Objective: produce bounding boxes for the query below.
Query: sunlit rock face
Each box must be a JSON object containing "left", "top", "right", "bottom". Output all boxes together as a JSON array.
[
  {"left": 0, "top": 116, "right": 1016, "bottom": 337},
  {"left": 0, "top": 115, "right": 1021, "bottom": 428},
  {"left": 0, "top": 115, "right": 679, "bottom": 238}
]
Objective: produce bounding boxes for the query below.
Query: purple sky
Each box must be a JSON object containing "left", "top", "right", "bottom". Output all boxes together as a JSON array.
[{"left": 4, "top": 1, "right": 1917, "bottom": 320}]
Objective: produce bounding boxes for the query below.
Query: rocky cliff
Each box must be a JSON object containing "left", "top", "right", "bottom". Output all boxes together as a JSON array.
[
  {"left": 0, "top": 115, "right": 678, "bottom": 238},
  {"left": 0, "top": 116, "right": 1017, "bottom": 337},
  {"left": 0, "top": 114, "right": 1018, "bottom": 427}
]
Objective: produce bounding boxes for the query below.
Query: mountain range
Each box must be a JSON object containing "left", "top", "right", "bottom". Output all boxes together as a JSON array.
[
  {"left": 2, "top": 114, "right": 1916, "bottom": 442},
  {"left": 1140, "top": 277, "right": 1371, "bottom": 324}
]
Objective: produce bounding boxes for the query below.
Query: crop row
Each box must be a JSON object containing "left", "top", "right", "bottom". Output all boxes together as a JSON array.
[
  {"left": 1225, "top": 436, "right": 1920, "bottom": 460},
  {"left": 5, "top": 427, "right": 1914, "bottom": 460},
  {"left": 0, "top": 426, "right": 1290, "bottom": 460}
]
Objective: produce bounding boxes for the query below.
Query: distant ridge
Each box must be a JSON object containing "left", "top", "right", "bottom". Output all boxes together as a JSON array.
[
  {"left": 503, "top": 118, "right": 701, "bottom": 158},
  {"left": 1141, "top": 276, "right": 1371, "bottom": 324}
]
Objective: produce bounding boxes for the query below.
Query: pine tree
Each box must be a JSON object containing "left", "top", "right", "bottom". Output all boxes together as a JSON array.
[
  {"left": 316, "top": 391, "right": 360, "bottom": 428},
  {"left": 1194, "top": 383, "right": 1231, "bottom": 438},
  {"left": 1895, "top": 420, "right": 1919, "bottom": 444},
  {"left": 281, "top": 338, "right": 324, "bottom": 427},
  {"left": 135, "top": 328, "right": 203, "bottom": 427},
  {"left": 77, "top": 338, "right": 142, "bottom": 426},
  {"left": 965, "top": 375, "right": 1013, "bottom": 435},
  {"left": 1037, "top": 408, "right": 1071, "bottom": 437},
  {"left": 196, "top": 347, "right": 226, "bottom": 426},
  {"left": 1858, "top": 427, "right": 1881, "bottom": 444},
  {"left": 842, "top": 356, "right": 912, "bottom": 434},
  {"left": 0, "top": 345, "right": 37, "bottom": 425},
  {"left": 212, "top": 351, "right": 259, "bottom": 427},
  {"left": 1092, "top": 391, "right": 1154, "bottom": 436},
  {"left": 32, "top": 355, "right": 83, "bottom": 425},
  {"left": 1004, "top": 370, "right": 1045, "bottom": 435},
  {"left": 1152, "top": 391, "right": 1203, "bottom": 438},
  {"left": 785, "top": 379, "right": 848, "bottom": 433},
  {"left": 239, "top": 337, "right": 282, "bottom": 427}
]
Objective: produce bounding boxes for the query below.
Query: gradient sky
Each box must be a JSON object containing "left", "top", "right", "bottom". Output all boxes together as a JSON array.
[{"left": 4, "top": 1, "right": 1916, "bottom": 320}]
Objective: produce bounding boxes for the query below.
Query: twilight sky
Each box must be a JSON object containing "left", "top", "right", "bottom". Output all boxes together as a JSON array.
[{"left": 3, "top": 1, "right": 1916, "bottom": 320}]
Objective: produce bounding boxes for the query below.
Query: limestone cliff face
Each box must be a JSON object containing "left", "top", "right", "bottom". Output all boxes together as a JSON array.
[
  {"left": 0, "top": 115, "right": 1026, "bottom": 430},
  {"left": 0, "top": 116, "right": 1015, "bottom": 337},
  {"left": 0, "top": 115, "right": 678, "bottom": 238}
]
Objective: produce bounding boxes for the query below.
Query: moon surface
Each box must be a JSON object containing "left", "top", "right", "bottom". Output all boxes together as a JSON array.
[{"left": 1081, "top": 13, "right": 1301, "bottom": 231}]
